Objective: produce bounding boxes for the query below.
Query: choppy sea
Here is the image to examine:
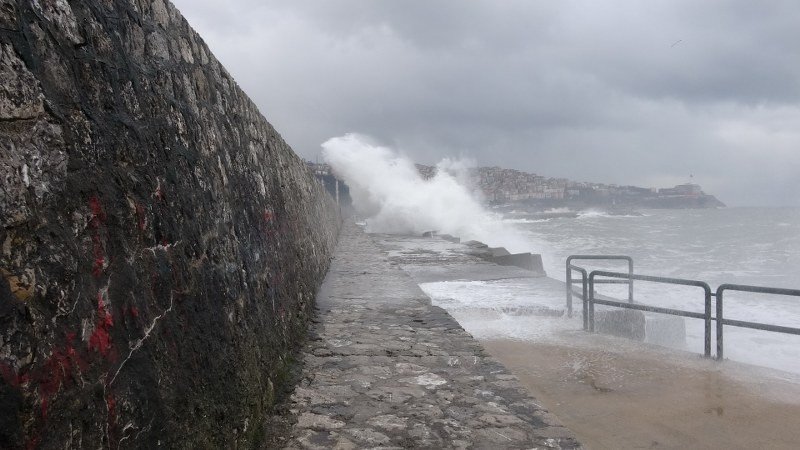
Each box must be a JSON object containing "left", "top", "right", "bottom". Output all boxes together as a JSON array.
[{"left": 418, "top": 207, "right": 800, "bottom": 374}]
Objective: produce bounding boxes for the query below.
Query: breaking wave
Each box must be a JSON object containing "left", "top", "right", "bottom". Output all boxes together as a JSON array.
[{"left": 321, "top": 133, "right": 537, "bottom": 253}]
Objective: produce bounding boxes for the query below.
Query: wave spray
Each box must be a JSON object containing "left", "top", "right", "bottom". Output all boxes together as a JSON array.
[{"left": 321, "top": 133, "right": 537, "bottom": 253}]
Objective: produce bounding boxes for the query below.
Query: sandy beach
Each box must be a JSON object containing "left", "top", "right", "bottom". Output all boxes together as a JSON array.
[{"left": 482, "top": 334, "right": 800, "bottom": 450}]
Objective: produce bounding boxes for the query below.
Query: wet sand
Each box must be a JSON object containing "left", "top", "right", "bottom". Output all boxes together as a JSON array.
[
  {"left": 372, "top": 231, "right": 800, "bottom": 448},
  {"left": 482, "top": 334, "right": 800, "bottom": 450}
]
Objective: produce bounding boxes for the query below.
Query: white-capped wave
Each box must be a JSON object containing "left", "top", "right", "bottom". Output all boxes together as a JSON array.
[
  {"left": 577, "top": 210, "right": 646, "bottom": 219},
  {"left": 502, "top": 218, "right": 552, "bottom": 224},
  {"left": 322, "top": 133, "right": 541, "bottom": 253}
]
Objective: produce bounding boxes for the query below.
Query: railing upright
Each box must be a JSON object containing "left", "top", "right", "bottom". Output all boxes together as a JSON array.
[
  {"left": 566, "top": 255, "right": 634, "bottom": 329},
  {"left": 565, "top": 264, "right": 589, "bottom": 327},
  {"left": 715, "top": 284, "right": 800, "bottom": 360}
]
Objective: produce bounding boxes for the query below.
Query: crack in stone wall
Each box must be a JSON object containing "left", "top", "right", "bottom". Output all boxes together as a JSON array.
[{"left": 0, "top": 0, "right": 340, "bottom": 447}]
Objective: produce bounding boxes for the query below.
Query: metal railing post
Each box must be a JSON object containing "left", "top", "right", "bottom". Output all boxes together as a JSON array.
[
  {"left": 566, "top": 260, "right": 573, "bottom": 318},
  {"left": 716, "top": 288, "right": 724, "bottom": 360},
  {"left": 582, "top": 270, "right": 588, "bottom": 331},
  {"left": 588, "top": 273, "right": 596, "bottom": 332},
  {"left": 704, "top": 288, "right": 712, "bottom": 358},
  {"left": 628, "top": 258, "right": 634, "bottom": 303}
]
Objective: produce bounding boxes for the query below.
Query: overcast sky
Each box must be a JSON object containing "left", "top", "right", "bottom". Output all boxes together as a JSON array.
[{"left": 171, "top": 0, "right": 800, "bottom": 206}]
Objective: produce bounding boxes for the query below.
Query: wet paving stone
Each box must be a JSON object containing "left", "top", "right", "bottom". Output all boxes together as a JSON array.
[{"left": 285, "top": 222, "right": 582, "bottom": 449}]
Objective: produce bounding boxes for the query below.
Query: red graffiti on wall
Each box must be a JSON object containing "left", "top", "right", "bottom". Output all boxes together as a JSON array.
[
  {"left": 135, "top": 202, "right": 147, "bottom": 231},
  {"left": 89, "top": 196, "right": 107, "bottom": 223},
  {"left": 91, "top": 236, "right": 105, "bottom": 277},
  {"left": 1, "top": 291, "right": 123, "bottom": 427},
  {"left": 0, "top": 329, "right": 95, "bottom": 418},
  {"left": 35, "top": 332, "right": 86, "bottom": 418},
  {"left": 88, "top": 291, "right": 115, "bottom": 360}
]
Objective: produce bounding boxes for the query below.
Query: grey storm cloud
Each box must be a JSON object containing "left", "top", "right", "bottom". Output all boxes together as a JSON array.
[{"left": 171, "top": 0, "right": 800, "bottom": 206}]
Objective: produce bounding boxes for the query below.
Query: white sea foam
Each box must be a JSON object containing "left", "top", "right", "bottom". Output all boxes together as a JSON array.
[
  {"left": 502, "top": 218, "right": 552, "bottom": 224},
  {"left": 322, "top": 133, "right": 538, "bottom": 253},
  {"left": 544, "top": 207, "right": 573, "bottom": 213},
  {"left": 577, "top": 210, "right": 643, "bottom": 219}
]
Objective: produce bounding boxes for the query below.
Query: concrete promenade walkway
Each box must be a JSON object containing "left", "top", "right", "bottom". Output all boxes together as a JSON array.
[{"left": 284, "top": 222, "right": 581, "bottom": 449}]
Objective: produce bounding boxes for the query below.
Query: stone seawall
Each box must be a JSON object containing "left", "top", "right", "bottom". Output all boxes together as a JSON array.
[{"left": 0, "top": 0, "right": 340, "bottom": 447}]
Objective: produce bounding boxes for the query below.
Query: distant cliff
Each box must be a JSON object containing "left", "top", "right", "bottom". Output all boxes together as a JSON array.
[
  {"left": 1, "top": 0, "right": 339, "bottom": 447},
  {"left": 636, "top": 193, "right": 726, "bottom": 209},
  {"left": 313, "top": 161, "right": 725, "bottom": 210},
  {"left": 417, "top": 165, "right": 725, "bottom": 209}
]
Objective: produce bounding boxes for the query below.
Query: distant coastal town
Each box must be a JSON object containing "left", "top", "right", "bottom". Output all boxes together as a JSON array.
[{"left": 307, "top": 161, "right": 725, "bottom": 209}]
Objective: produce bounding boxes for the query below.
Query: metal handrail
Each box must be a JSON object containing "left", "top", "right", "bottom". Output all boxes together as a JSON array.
[
  {"left": 715, "top": 284, "right": 800, "bottom": 360},
  {"left": 588, "top": 270, "right": 713, "bottom": 357},
  {"left": 566, "top": 255, "right": 633, "bottom": 326},
  {"left": 567, "top": 255, "right": 800, "bottom": 361}
]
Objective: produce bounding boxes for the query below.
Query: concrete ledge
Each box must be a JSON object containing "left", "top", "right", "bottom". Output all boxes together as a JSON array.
[
  {"left": 488, "top": 246, "right": 511, "bottom": 257},
  {"left": 492, "top": 252, "right": 547, "bottom": 276}
]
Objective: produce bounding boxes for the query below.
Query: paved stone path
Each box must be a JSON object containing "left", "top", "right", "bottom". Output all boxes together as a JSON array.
[{"left": 284, "top": 222, "right": 581, "bottom": 449}]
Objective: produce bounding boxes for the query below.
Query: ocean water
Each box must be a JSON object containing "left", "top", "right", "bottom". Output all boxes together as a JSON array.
[
  {"left": 421, "top": 207, "right": 800, "bottom": 374},
  {"left": 514, "top": 207, "right": 800, "bottom": 289}
]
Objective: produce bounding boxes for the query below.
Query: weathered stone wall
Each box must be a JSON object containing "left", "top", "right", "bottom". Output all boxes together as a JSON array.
[{"left": 0, "top": 0, "right": 340, "bottom": 447}]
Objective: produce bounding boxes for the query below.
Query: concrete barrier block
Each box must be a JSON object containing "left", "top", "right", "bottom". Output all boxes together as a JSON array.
[
  {"left": 593, "top": 309, "right": 686, "bottom": 346},
  {"left": 644, "top": 314, "right": 686, "bottom": 347},
  {"left": 491, "top": 252, "right": 546, "bottom": 276},
  {"left": 594, "top": 309, "right": 646, "bottom": 340}
]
